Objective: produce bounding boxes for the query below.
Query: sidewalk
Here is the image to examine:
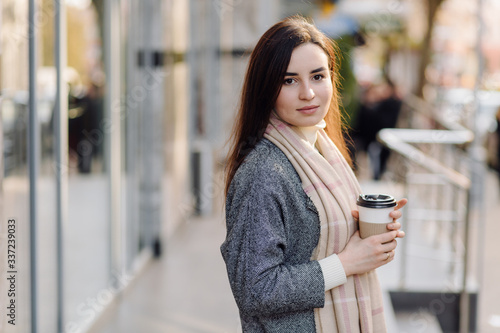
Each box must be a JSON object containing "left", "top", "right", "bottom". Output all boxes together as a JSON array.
[{"left": 90, "top": 213, "right": 241, "bottom": 333}]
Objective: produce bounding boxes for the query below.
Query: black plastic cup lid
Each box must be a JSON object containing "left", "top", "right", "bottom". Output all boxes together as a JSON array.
[{"left": 356, "top": 194, "right": 397, "bottom": 208}]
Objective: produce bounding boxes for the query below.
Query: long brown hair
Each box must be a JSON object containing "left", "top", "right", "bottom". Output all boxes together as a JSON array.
[{"left": 225, "top": 15, "right": 352, "bottom": 195}]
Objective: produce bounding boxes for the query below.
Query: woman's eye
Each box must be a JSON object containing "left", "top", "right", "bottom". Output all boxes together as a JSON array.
[
  {"left": 313, "top": 74, "right": 325, "bottom": 81},
  {"left": 284, "top": 78, "right": 295, "bottom": 85}
]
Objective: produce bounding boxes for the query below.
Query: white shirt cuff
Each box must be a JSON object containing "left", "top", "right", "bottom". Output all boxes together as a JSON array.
[{"left": 318, "top": 254, "right": 347, "bottom": 291}]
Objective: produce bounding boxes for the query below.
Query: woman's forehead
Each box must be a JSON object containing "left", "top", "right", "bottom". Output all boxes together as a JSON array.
[{"left": 286, "top": 43, "right": 329, "bottom": 72}]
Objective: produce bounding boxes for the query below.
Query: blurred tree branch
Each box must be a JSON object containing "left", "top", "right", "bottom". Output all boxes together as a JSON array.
[
  {"left": 92, "top": 0, "right": 104, "bottom": 43},
  {"left": 416, "top": 0, "right": 445, "bottom": 97}
]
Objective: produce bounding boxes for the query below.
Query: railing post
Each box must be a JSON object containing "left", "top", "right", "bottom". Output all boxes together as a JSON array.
[
  {"left": 399, "top": 158, "right": 409, "bottom": 290},
  {"left": 28, "top": 0, "right": 39, "bottom": 331},
  {"left": 54, "top": 0, "right": 68, "bottom": 331},
  {"left": 459, "top": 190, "right": 472, "bottom": 333}
]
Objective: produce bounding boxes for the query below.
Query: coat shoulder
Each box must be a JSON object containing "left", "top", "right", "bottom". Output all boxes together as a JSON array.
[{"left": 228, "top": 139, "right": 298, "bottom": 195}]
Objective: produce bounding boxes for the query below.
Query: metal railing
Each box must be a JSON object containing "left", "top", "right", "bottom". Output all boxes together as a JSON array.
[{"left": 377, "top": 94, "right": 476, "bottom": 333}]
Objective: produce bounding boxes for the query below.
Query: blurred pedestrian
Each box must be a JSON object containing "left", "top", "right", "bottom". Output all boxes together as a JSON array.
[
  {"left": 221, "top": 16, "right": 406, "bottom": 332},
  {"left": 78, "top": 82, "right": 104, "bottom": 173},
  {"left": 371, "top": 80, "right": 402, "bottom": 180},
  {"left": 352, "top": 83, "right": 381, "bottom": 157},
  {"left": 353, "top": 81, "right": 401, "bottom": 180}
]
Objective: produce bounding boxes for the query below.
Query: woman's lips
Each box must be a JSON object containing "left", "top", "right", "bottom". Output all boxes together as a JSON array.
[{"left": 297, "top": 105, "right": 319, "bottom": 114}]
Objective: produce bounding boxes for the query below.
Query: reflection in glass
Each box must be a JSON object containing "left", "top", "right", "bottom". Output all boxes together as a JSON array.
[{"left": 63, "top": 2, "right": 109, "bottom": 330}]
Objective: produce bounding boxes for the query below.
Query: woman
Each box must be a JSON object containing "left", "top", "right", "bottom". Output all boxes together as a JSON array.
[{"left": 221, "top": 16, "right": 406, "bottom": 332}]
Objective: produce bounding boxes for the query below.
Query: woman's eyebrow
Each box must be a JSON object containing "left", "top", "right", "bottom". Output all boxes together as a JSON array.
[
  {"left": 284, "top": 66, "right": 327, "bottom": 76},
  {"left": 311, "top": 66, "right": 327, "bottom": 74}
]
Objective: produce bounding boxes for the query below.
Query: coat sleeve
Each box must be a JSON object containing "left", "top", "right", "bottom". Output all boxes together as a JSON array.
[{"left": 221, "top": 175, "right": 325, "bottom": 318}]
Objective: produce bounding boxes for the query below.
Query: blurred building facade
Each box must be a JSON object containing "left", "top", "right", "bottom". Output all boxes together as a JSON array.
[{"left": 0, "top": 0, "right": 301, "bottom": 332}]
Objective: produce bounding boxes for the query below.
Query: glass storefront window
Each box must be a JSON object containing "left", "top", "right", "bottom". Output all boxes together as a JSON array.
[{"left": 1, "top": 0, "right": 166, "bottom": 331}]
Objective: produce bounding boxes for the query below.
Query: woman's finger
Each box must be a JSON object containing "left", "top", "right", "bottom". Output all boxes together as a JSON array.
[
  {"left": 387, "top": 222, "right": 401, "bottom": 230},
  {"left": 389, "top": 210, "right": 402, "bottom": 219},
  {"left": 394, "top": 198, "right": 408, "bottom": 210},
  {"left": 374, "top": 230, "right": 398, "bottom": 244},
  {"left": 381, "top": 249, "right": 396, "bottom": 262}
]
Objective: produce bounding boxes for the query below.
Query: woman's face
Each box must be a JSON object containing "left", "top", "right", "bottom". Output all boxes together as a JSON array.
[{"left": 274, "top": 42, "right": 333, "bottom": 127}]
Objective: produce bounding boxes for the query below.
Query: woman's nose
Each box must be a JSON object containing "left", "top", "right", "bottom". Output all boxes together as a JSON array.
[{"left": 299, "top": 83, "right": 315, "bottom": 100}]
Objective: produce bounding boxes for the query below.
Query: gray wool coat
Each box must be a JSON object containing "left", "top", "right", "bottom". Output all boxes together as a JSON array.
[{"left": 221, "top": 138, "right": 326, "bottom": 332}]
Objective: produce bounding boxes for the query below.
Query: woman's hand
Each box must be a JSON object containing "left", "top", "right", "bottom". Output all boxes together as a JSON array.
[
  {"left": 338, "top": 231, "right": 398, "bottom": 276},
  {"left": 338, "top": 198, "right": 408, "bottom": 277}
]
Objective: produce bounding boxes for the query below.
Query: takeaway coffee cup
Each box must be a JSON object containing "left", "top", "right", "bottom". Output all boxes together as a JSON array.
[{"left": 357, "top": 194, "right": 397, "bottom": 239}]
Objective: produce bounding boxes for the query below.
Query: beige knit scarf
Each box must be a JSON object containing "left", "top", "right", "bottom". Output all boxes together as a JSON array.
[{"left": 264, "top": 115, "right": 386, "bottom": 333}]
